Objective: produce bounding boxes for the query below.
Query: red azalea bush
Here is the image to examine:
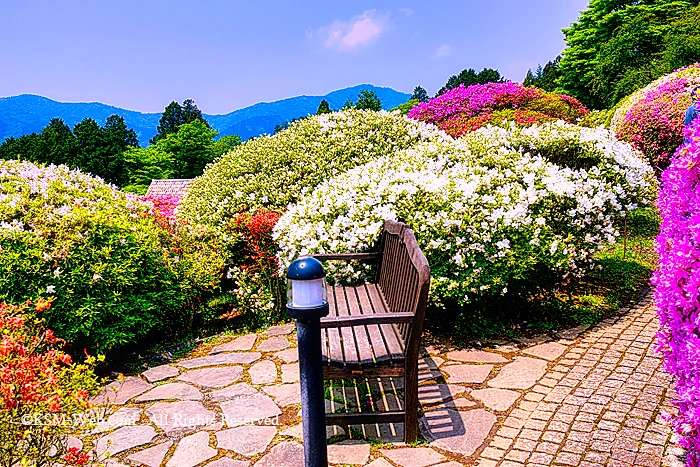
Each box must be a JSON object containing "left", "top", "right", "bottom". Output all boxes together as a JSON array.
[
  {"left": 612, "top": 63, "right": 700, "bottom": 173},
  {"left": 220, "top": 209, "right": 284, "bottom": 321},
  {"left": 653, "top": 119, "right": 700, "bottom": 464},
  {"left": 408, "top": 82, "right": 588, "bottom": 136},
  {"left": 0, "top": 299, "right": 99, "bottom": 467}
]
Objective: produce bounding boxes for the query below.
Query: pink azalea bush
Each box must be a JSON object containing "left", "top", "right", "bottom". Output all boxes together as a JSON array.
[
  {"left": 612, "top": 63, "right": 700, "bottom": 173},
  {"left": 408, "top": 82, "right": 588, "bottom": 137},
  {"left": 653, "top": 118, "right": 700, "bottom": 464},
  {"left": 142, "top": 194, "right": 181, "bottom": 221}
]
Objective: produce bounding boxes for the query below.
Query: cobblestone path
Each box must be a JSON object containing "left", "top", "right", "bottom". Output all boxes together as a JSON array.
[{"left": 78, "top": 292, "right": 684, "bottom": 466}]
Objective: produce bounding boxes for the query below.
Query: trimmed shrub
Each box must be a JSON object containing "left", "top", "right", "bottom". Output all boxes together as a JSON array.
[
  {"left": 653, "top": 119, "right": 700, "bottom": 465},
  {"left": 177, "top": 109, "right": 453, "bottom": 228},
  {"left": 274, "top": 122, "right": 655, "bottom": 307},
  {"left": 0, "top": 161, "right": 223, "bottom": 353},
  {"left": 407, "top": 82, "right": 589, "bottom": 137},
  {"left": 0, "top": 299, "right": 99, "bottom": 467},
  {"left": 611, "top": 63, "right": 700, "bottom": 171}
]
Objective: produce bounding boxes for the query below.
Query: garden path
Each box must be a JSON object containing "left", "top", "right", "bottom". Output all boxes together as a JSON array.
[{"left": 81, "top": 291, "right": 684, "bottom": 466}]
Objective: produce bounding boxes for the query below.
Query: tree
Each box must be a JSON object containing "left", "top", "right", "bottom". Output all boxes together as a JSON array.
[
  {"left": 122, "top": 145, "right": 175, "bottom": 194},
  {"left": 72, "top": 118, "right": 105, "bottom": 178},
  {"left": 122, "top": 121, "right": 241, "bottom": 193},
  {"left": 273, "top": 117, "right": 305, "bottom": 134},
  {"left": 355, "top": 90, "right": 382, "bottom": 111},
  {"left": 157, "top": 120, "right": 218, "bottom": 179},
  {"left": 0, "top": 115, "right": 140, "bottom": 187},
  {"left": 411, "top": 86, "right": 430, "bottom": 103},
  {"left": 393, "top": 99, "right": 420, "bottom": 115},
  {"left": 212, "top": 134, "right": 242, "bottom": 158},
  {"left": 102, "top": 115, "right": 139, "bottom": 185},
  {"left": 150, "top": 99, "right": 210, "bottom": 144},
  {"left": 341, "top": 98, "right": 354, "bottom": 110},
  {"left": 524, "top": 69, "right": 537, "bottom": 87},
  {"left": 558, "top": 0, "right": 700, "bottom": 109},
  {"left": 39, "top": 118, "right": 78, "bottom": 167},
  {"left": 523, "top": 57, "right": 562, "bottom": 92},
  {"left": 0, "top": 134, "right": 41, "bottom": 162},
  {"left": 437, "top": 67, "right": 504, "bottom": 95},
  {"left": 659, "top": 5, "right": 700, "bottom": 74},
  {"left": 316, "top": 99, "right": 332, "bottom": 115}
]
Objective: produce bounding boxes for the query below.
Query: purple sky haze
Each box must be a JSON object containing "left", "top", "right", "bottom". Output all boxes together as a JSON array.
[{"left": 1, "top": 1, "right": 589, "bottom": 114}]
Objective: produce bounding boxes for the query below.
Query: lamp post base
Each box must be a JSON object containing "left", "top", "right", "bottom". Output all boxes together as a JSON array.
[{"left": 291, "top": 304, "right": 329, "bottom": 467}]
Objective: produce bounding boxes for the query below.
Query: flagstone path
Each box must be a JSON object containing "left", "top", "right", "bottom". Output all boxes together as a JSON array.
[{"left": 80, "top": 292, "right": 685, "bottom": 466}]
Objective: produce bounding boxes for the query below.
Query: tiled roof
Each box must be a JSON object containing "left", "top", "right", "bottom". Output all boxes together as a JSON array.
[{"left": 145, "top": 179, "right": 193, "bottom": 197}]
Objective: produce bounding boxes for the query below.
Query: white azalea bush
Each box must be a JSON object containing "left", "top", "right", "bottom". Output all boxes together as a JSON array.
[
  {"left": 178, "top": 109, "right": 453, "bottom": 228},
  {"left": 462, "top": 121, "right": 656, "bottom": 203},
  {"left": 275, "top": 123, "right": 655, "bottom": 306}
]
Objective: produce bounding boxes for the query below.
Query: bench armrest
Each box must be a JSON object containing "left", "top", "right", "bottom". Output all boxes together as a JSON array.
[
  {"left": 309, "top": 252, "right": 380, "bottom": 261},
  {"left": 320, "top": 312, "right": 414, "bottom": 328}
]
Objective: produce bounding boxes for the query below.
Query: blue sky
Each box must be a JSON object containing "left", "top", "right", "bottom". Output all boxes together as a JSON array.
[{"left": 1, "top": 1, "right": 589, "bottom": 114}]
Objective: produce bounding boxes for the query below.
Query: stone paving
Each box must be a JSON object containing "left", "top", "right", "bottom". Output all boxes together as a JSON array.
[{"left": 79, "top": 292, "right": 685, "bottom": 466}]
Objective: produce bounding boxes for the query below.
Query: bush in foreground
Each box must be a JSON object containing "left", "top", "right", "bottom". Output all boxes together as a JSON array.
[
  {"left": 0, "top": 161, "right": 223, "bottom": 353},
  {"left": 654, "top": 119, "right": 700, "bottom": 465},
  {"left": 611, "top": 63, "right": 700, "bottom": 172},
  {"left": 407, "top": 82, "right": 589, "bottom": 137},
  {"left": 0, "top": 300, "right": 99, "bottom": 467},
  {"left": 275, "top": 122, "right": 654, "bottom": 308}
]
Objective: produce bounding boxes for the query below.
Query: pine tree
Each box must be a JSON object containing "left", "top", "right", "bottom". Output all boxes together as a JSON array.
[{"left": 316, "top": 99, "right": 332, "bottom": 115}]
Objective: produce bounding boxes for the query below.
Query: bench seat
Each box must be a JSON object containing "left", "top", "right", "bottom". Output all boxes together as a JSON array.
[{"left": 321, "top": 284, "right": 406, "bottom": 370}]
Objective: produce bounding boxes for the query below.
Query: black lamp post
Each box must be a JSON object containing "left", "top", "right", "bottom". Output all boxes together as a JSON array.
[{"left": 286, "top": 257, "right": 329, "bottom": 467}]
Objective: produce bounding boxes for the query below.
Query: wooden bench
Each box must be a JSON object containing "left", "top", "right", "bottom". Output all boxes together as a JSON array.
[{"left": 311, "top": 220, "right": 431, "bottom": 442}]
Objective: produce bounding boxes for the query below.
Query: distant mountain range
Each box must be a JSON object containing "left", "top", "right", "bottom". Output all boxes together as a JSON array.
[{"left": 0, "top": 85, "right": 411, "bottom": 144}]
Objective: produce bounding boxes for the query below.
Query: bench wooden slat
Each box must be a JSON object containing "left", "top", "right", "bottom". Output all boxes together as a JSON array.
[
  {"left": 325, "top": 286, "right": 344, "bottom": 366},
  {"left": 325, "top": 410, "right": 405, "bottom": 426},
  {"left": 366, "top": 284, "right": 405, "bottom": 361},
  {"left": 357, "top": 284, "right": 391, "bottom": 364},
  {"left": 320, "top": 312, "right": 414, "bottom": 327},
  {"left": 310, "top": 252, "right": 379, "bottom": 261},
  {"left": 344, "top": 286, "right": 375, "bottom": 366},
  {"left": 335, "top": 286, "right": 360, "bottom": 366}
]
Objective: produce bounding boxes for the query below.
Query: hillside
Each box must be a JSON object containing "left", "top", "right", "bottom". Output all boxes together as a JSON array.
[{"left": 0, "top": 85, "right": 411, "bottom": 144}]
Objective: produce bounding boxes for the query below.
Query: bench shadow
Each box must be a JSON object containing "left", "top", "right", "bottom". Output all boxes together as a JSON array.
[{"left": 326, "top": 353, "right": 466, "bottom": 444}]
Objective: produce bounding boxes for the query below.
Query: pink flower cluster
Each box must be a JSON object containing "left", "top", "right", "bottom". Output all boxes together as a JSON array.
[
  {"left": 653, "top": 119, "right": 700, "bottom": 464},
  {"left": 616, "top": 78, "right": 692, "bottom": 173},
  {"left": 407, "top": 82, "right": 588, "bottom": 136},
  {"left": 141, "top": 194, "right": 181, "bottom": 222}
]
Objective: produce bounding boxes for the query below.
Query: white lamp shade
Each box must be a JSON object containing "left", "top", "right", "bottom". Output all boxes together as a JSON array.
[{"left": 290, "top": 278, "right": 326, "bottom": 308}]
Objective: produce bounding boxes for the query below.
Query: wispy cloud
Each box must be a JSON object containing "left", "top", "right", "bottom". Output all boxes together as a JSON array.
[
  {"left": 398, "top": 8, "right": 414, "bottom": 17},
  {"left": 432, "top": 44, "right": 452, "bottom": 59},
  {"left": 311, "top": 10, "right": 390, "bottom": 52}
]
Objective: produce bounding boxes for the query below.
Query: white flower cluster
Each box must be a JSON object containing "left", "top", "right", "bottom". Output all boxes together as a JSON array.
[{"left": 274, "top": 122, "right": 656, "bottom": 306}]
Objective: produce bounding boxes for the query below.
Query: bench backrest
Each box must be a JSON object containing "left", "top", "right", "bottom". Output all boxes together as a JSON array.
[{"left": 376, "top": 220, "right": 431, "bottom": 354}]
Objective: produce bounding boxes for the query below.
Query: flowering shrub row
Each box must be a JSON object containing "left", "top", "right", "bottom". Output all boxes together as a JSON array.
[
  {"left": 653, "top": 119, "right": 700, "bottom": 465},
  {"left": 407, "top": 82, "right": 589, "bottom": 137},
  {"left": 0, "top": 299, "right": 99, "bottom": 466},
  {"left": 178, "top": 109, "right": 453, "bottom": 228},
  {"left": 611, "top": 63, "right": 700, "bottom": 172},
  {"left": 275, "top": 122, "right": 654, "bottom": 307},
  {"left": 0, "top": 161, "right": 223, "bottom": 353}
]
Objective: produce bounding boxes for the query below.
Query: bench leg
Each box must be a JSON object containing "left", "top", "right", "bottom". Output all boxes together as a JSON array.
[{"left": 404, "top": 360, "right": 419, "bottom": 443}]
